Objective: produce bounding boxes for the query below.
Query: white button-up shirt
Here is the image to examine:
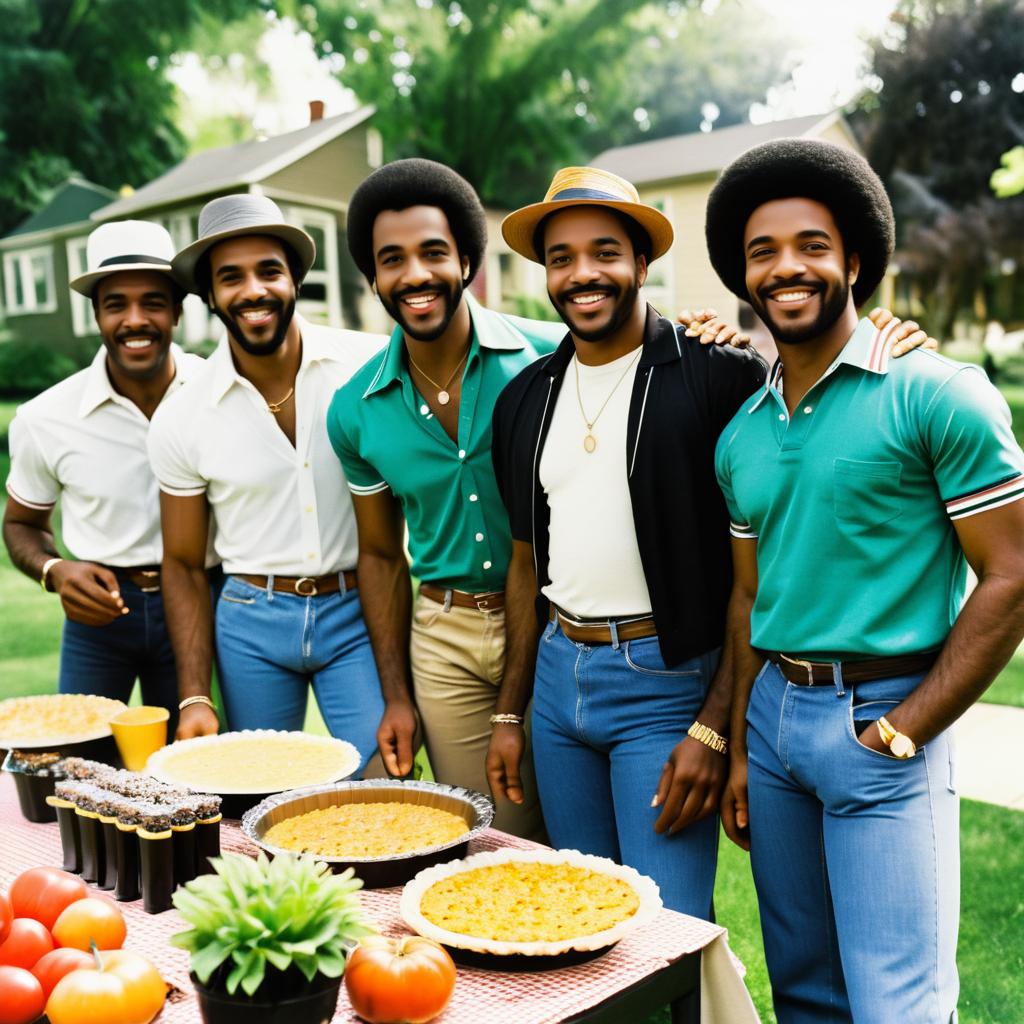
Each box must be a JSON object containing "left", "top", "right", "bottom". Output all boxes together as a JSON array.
[
  {"left": 5, "top": 344, "right": 204, "bottom": 567},
  {"left": 147, "top": 317, "right": 385, "bottom": 576}
]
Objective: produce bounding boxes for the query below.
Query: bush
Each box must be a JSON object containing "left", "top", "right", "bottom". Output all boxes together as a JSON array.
[{"left": 0, "top": 341, "right": 77, "bottom": 399}]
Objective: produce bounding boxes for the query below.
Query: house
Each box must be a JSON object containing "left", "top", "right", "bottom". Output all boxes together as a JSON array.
[{"left": 591, "top": 110, "right": 887, "bottom": 339}]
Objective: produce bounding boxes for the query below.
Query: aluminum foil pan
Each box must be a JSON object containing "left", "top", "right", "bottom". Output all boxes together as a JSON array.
[{"left": 240, "top": 779, "right": 495, "bottom": 888}]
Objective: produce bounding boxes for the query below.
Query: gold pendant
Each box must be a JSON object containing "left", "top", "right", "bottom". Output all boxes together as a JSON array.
[
  {"left": 583, "top": 433, "right": 597, "bottom": 453},
  {"left": 437, "top": 390, "right": 450, "bottom": 406}
]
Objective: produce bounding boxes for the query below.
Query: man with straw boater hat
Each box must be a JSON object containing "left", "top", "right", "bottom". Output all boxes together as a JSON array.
[
  {"left": 3, "top": 221, "right": 204, "bottom": 726},
  {"left": 147, "top": 194, "right": 386, "bottom": 770}
]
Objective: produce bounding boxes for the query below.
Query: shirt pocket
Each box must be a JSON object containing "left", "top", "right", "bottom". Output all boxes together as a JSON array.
[{"left": 833, "top": 458, "right": 903, "bottom": 533}]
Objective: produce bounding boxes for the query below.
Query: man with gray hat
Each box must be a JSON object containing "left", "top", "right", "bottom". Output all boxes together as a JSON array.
[
  {"left": 4, "top": 221, "right": 204, "bottom": 720},
  {"left": 148, "top": 194, "right": 386, "bottom": 768}
]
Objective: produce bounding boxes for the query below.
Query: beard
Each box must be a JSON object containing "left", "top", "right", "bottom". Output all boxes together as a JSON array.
[
  {"left": 103, "top": 328, "right": 172, "bottom": 380},
  {"left": 214, "top": 296, "right": 296, "bottom": 356},
  {"left": 380, "top": 278, "right": 464, "bottom": 342},
  {"left": 549, "top": 279, "right": 641, "bottom": 343},
  {"left": 752, "top": 279, "right": 850, "bottom": 346}
]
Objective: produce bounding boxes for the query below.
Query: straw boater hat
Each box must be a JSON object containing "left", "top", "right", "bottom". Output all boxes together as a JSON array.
[
  {"left": 70, "top": 221, "right": 178, "bottom": 297},
  {"left": 501, "top": 166, "right": 674, "bottom": 264},
  {"left": 171, "top": 194, "right": 316, "bottom": 294}
]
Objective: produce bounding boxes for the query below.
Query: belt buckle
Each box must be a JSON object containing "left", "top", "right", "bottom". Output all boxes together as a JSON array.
[
  {"left": 139, "top": 569, "right": 160, "bottom": 594},
  {"left": 474, "top": 593, "right": 496, "bottom": 611},
  {"left": 781, "top": 652, "right": 815, "bottom": 685},
  {"left": 294, "top": 576, "right": 318, "bottom": 597}
]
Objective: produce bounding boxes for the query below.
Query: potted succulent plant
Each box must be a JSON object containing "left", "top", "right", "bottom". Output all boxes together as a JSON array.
[{"left": 171, "top": 851, "right": 372, "bottom": 1024}]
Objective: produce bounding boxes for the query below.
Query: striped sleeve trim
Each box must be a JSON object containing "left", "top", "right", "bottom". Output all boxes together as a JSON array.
[
  {"left": 729, "top": 521, "right": 758, "bottom": 540},
  {"left": 347, "top": 480, "right": 390, "bottom": 496},
  {"left": 5, "top": 482, "right": 56, "bottom": 511},
  {"left": 946, "top": 474, "right": 1024, "bottom": 520}
]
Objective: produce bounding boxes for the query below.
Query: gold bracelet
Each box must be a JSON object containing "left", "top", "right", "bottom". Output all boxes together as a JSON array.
[
  {"left": 40, "top": 557, "right": 63, "bottom": 593},
  {"left": 687, "top": 720, "right": 728, "bottom": 755},
  {"left": 179, "top": 695, "right": 217, "bottom": 713},
  {"left": 489, "top": 713, "right": 524, "bottom": 726}
]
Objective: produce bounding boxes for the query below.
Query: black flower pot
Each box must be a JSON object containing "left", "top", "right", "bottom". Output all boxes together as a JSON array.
[{"left": 191, "top": 969, "right": 341, "bottom": 1024}]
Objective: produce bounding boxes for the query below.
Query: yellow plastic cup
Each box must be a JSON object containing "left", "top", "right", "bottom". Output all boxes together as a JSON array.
[{"left": 110, "top": 706, "right": 170, "bottom": 771}]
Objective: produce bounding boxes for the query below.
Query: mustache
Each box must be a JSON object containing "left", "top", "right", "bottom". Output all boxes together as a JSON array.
[
  {"left": 759, "top": 281, "right": 823, "bottom": 301},
  {"left": 556, "top": 283, "right": 620, "bottom": 303},
  {"left": 228, "top": 299, "right": 283, "bottom": 315},
  {"left": 392, "top": 284, "right": 446, "bottom": 301},
  {"left": 114, "top": 329, "right": 160, "bottom": 342}
]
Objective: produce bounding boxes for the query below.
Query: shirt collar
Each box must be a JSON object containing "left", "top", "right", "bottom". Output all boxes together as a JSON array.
[
  {"left": 209, "top": 314, "right": 334, "bottom": 405},
  {"left": 748, "top": 317, "right": 888, "bottom": 413},
  {"left": 362, "top": 292, "right": 526, "bottom": 399},
  {"left": 78, "top": 342, "right": 187, "bottom": 417}
]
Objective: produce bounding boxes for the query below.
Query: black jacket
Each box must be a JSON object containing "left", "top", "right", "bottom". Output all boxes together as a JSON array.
[{"left": 491, "top": 306, "right": 766, "bottom": 668}]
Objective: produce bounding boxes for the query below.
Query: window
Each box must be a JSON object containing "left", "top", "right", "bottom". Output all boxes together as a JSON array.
[
  {"left": 3, "top": 247, "right": 57, "bottom": 315},
  {"left": 641, "top": 195, "right": 674, "bottom": 312},
  {"left": 283, "top": 206, "right": 341, "bottom": 326},
  {"left": 66, "top": 237, "right": 95, "bottom": 336}
]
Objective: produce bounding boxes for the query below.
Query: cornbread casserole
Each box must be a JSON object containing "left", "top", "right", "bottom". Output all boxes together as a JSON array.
[
  {"left": 419, "top": 862, "right": 640, "bottom": 942},
  {"left": 264, "top": 802, "right": 469, "bottom": 857},
  {"left": 0, "top": 694, "right": 126, "bottom": 747}
]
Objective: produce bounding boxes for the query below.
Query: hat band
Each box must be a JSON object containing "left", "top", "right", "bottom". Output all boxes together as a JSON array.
[
  {"left": 98, "top": 255, "right": 172, "bottom": 268},
  {"left": 550, "top": 187, "right": 633, "bottom": 203}
]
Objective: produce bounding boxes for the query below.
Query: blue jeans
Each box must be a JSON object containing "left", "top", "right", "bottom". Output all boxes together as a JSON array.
[
  {"left": 746, "top": 662, "right": 959, "bottom": 1024},
  {"left": 59, "top": 578, "right": 177, "bottom": 733},
  {"left": 531, "top": 618, "right": 720, "bottom": 917},
  {"left": 215, "top": 575, "right": 384, "bottom": 774}
]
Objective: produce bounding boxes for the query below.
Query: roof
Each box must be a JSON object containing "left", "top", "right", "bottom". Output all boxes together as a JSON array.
[
  {"left": 94, "top": 106, "right": 376, "bottom": 220},
  {"left": 591, "top": 111, "right": 855, "bottom": 186},
  {"left": 5, "top": 177, "right": 116, "bottom": 240}
]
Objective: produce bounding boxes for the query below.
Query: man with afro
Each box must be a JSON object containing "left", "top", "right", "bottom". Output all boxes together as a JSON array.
[
  {"left": 326, "top": 158, "right": 564, "bottom": 840},
  {"left": 709, "top": 138, "right": 1024, "bottom": 1023}
]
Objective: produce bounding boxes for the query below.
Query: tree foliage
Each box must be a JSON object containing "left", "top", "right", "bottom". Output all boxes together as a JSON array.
[{"left": 0, "top": 0, "right": 257, "bottom": 235}]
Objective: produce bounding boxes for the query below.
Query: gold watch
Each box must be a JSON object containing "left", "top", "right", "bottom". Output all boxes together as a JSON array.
[{"left": 876, "top": 716, "right": 917, "bottom": 759}]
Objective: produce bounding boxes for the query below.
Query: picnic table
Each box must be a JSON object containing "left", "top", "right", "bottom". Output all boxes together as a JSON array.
[{"left": 0, "top": 773, "right": 758, "bottom": 1023}]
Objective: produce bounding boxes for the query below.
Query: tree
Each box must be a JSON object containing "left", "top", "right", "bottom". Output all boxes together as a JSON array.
[{"left": 0, "top": 0, "right": 256, "bottom": 235}]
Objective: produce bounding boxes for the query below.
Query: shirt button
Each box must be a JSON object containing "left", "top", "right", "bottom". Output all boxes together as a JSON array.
[
  {"left": 304, "top": 462, "right": 310, "bottom": 468},
  {"left": 475, "top": 532, "right": 484, "bottom": 542},
  {"left": 803, "top": 405, "right": 813, "bottom": 414},
  {"left": 305, "top": 505, "right": 312, "bottom": 513},
  {"left": 483, "top": 560, "right": 492, "bottom": 570},
  {"left": 420, "top": 403, "right": 429, "bottom": 415},
  {"left": 778, "top": 413, "right": 785, "bottom": 421},
  {"left": 307, "top": 553, "right": 315, "bottom": 560},
  {"left": 458, "top": 449, "right": 466, "bottom": 459},
  {"left": 469, "top": 493, "right": 478, "bottom": 502}
]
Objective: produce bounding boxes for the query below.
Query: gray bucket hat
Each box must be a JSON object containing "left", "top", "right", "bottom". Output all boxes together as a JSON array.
[{"left": 172, "top": 194, "right": 316, "bottom": 294}]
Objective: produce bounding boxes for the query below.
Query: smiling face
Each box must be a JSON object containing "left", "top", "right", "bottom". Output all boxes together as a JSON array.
[
  {"left": 94, "top": 270, "right": 180, "bottom": 381},
  {"left": 541, "top": 207, "right": 647, "bottom": 344},
  {"left": 372, "top": 205, "right": 468, "bottom": 342},
  {"left": 743, "top": 197, "right": 859, "bottom": 346},
  {"left": 207, "top": 235, "right": 297, "bottom": 356}
]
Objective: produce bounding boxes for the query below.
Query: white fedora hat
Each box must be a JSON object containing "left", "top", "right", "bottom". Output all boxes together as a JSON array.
[
  {"left": 69, "top": 220, "right": 178, "bottom": 297},
  {"left": 172, "top": 194, "right": 316, "bottom": 294}
]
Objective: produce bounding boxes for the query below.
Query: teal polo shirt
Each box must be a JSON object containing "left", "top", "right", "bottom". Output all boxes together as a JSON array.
[
  {"left": 715, "top": 317, "right": 1024, "bottom": 660},
  {"left": 327, "top": 295, "right": 563, "bottom": 592}
]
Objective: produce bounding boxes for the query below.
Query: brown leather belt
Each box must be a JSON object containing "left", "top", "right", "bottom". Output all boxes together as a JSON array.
[
  {"left": 420, "top": 583, "right": 505, "bottom": 612},
  {"left": 549, "top": 604, "right": 658, "bottom": 644},
  {"left": 235, "top": 571, "right": 357, "bottom": 597},
  {"left": 764, "top": 650, "right": 939, "bottom": 686},
  {"left": 106, "top": 565, "right": 162, "bottom": 592}
]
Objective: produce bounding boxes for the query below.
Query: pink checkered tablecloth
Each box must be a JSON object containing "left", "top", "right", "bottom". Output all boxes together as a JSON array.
[{"left": 0, "top": 774, "right": 730, "bottom": 1023}]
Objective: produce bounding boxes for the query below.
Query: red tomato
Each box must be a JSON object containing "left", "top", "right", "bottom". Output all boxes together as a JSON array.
[
  {"left": 31, "top": 947, "right": 94, "bottom": 1000},
  {"left": 344, "top": 935, "right": 456, "bottom": 1024},
  {"left": 0, "top": 892, "right": 12, "bottom": 945},
  {"left": 51, "top": 898, "right": 126, "bottom": 952},
  {"left": 0, "top": 919, "right": 54, "bottom": 971},
  {"left": 0, "top": 965, "right": 46, "bottom": 1024},
  {"left": 8, "top": 868, "right": 87, "bottom": 932}
]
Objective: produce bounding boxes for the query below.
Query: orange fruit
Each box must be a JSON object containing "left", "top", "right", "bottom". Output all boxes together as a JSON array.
[{"left": 50, "top": 898, "right": 126, "bottom": 952}]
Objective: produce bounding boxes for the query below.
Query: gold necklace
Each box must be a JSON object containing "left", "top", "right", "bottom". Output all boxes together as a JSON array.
[
  {"left": 406, "top": 346, "right": 469, "bottom": 406},
  {"left": 574, "top": 348, "right": 643, "bottom": 453},
  {"left": 266, "top": 386, "right": 294, "bottom": 414}
]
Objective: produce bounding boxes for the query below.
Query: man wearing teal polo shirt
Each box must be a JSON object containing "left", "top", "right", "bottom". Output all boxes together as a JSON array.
[
  {"left": 709, "top": 140, "right": 1024, "bottom": 1024},
  {"left": 327, "top": 160, "right": 561, "bottom": 838}
]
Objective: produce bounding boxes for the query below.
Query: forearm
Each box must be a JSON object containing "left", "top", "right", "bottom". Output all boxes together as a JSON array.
[
  {"left": 496, "top": 546, "right": 540, "bottom": 717},
  {"left": 161, "top": 556, "right": 213, "bottom": 700},
  {"left": 3, "top": 519, "right": 60, "bottom": 583},
  {"left": 696, "top": 633, "right": 734, "bottom": 735},
  {"left": 890, "top": 571, "right": 1024, "bottom": 745},
  {"left": 357, "top": 549, "right": 414, "bottom": 705},
  {"left": 727, "top": 588, "right": 763, "bottom": 756}
]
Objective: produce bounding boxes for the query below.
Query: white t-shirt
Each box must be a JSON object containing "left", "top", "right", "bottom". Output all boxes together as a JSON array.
[
  {"left": 148, "top": 317, "right": 385, "bottom": 576},
  {"left": 6, "top": 344, "right": 204, "bottom": 567},
  {"left": 539, "top": 349, "right": 652, "bottom": 617}
]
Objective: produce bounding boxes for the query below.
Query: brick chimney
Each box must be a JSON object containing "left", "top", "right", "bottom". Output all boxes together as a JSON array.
[{"left": 309, "top": 100, "right": 325, "bottom": 123}]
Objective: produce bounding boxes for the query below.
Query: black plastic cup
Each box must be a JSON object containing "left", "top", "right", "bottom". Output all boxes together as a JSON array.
[
  {"left": 195, "top": 816, "right": 222, "bottom": 876},
  {"left": 114, "top": 823, "right": 140, "bottom": 902},
  {"left": 99, "top": 816, "right": 119, "bottom": 891},
  {"left": 9, "top": 769, "right": 59, "bottom": 823},
  {"left": 47, "top": 797, "right": 82, "bottom": 874},
  {"left": 76, "top": 810, "right": 104, "bottom": 884},
  {"left": 138, "top": 829, "right": 174, "bottom": 914},
  {"left": 172, "top": 823, "right": 197, "bottom": 887}
]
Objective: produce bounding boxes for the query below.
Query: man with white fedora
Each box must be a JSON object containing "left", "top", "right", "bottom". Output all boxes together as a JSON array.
[
  {"left": 148, "top": 194, "right": 387, "bottom": 769},
  {"left": 3, "top": 220, "right": 205, "bottom": 723}
]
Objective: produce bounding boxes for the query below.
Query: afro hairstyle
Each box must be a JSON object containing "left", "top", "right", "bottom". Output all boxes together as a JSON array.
[
  {"left": 705, "top": 138, "right": 894, "bottom": 309},
  {"left": 346, "top": 158, "right": 488, "bottom": 286}
]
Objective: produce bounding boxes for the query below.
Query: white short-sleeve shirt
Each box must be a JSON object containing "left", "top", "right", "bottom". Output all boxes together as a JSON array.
[
  {"left": 5, "top": 344, "right": 205, "bottom": 567},
  {"left": 147, "top": 317, "right": 386, "bottom": 577}
]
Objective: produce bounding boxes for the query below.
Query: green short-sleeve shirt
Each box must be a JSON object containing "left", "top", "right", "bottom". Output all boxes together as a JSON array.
[
  {"left": 715, "top": 317, "right": 1024, "bottom": 660},
  {"left": 326, "top": 296, "right": 563, "bottom": 592}
]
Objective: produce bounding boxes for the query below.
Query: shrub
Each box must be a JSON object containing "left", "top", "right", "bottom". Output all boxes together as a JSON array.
[{"left": 0, "top": 341, "right": 77, "bottom": 399}]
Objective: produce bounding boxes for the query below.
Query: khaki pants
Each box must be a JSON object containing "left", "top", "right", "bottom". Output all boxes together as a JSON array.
[{"left": 410, "top": 591, "right": 547, "bottom": 843}]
